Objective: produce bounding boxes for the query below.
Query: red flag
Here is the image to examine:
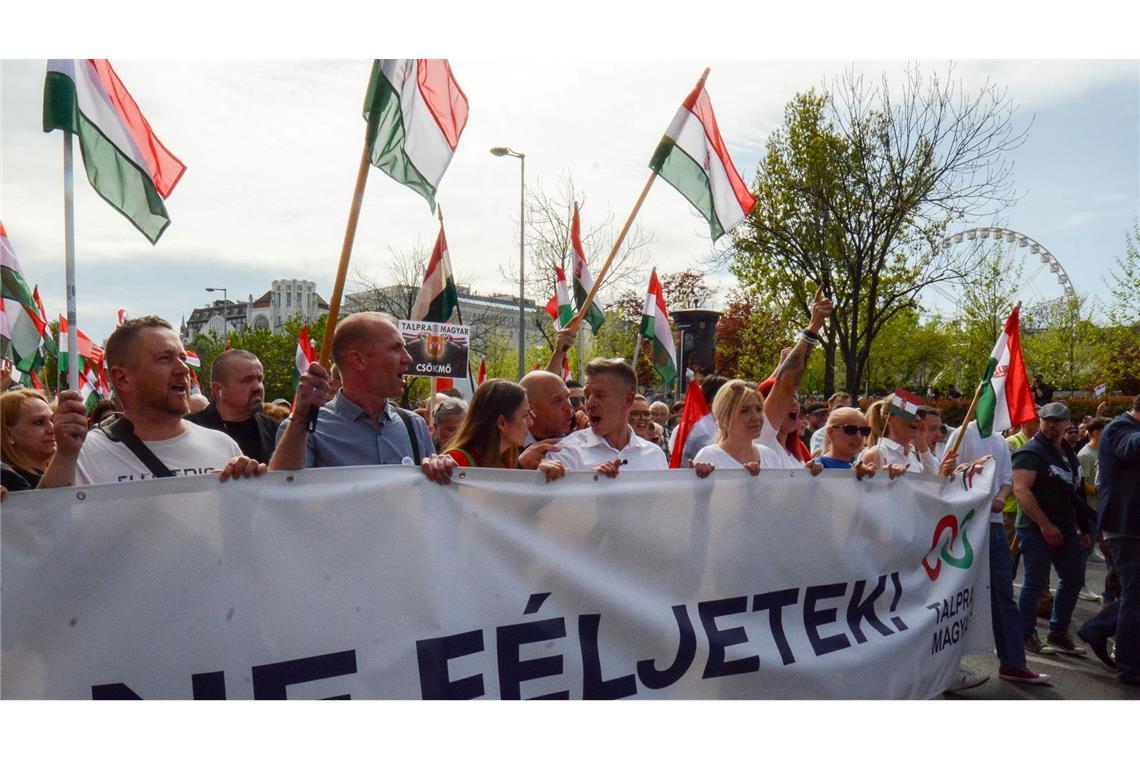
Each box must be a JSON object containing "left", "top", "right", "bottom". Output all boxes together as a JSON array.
[
  {"left": 670, "top": 380, "right": 710, "bottom": 469},
  {"left": 477, "top": 358, "right": 486, "bottom": 385},
  {"left": 434, "top": 377, "right": 454, "bottom": 393},
  {"left": 561, "top": 355, "right": 571, "bottom": 382}
]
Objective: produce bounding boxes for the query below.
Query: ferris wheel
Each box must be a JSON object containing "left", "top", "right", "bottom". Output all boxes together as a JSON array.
[{"left": 924, "top": 226, "right": 1077, "bottom": 317}]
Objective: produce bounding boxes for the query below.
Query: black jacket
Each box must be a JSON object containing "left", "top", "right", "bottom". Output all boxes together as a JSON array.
[
  {"left": 186, "top": 403, "right": 280, "bottom": 464},
  {"left": 1098, "top": 412, "right": 1140, "bottom": 537}
]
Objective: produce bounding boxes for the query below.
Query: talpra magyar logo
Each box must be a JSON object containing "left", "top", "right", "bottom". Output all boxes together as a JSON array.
[{"left": 922, "top": 510, "right": 976, "bottom": 581}]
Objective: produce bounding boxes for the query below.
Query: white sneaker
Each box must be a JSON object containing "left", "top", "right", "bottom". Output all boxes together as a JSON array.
[
  {"left": 944, "top": 667, "right": 989, "bottom": 693},
  {"left": 1079, "top": 587, "right": 1103, "bottom": 602}
]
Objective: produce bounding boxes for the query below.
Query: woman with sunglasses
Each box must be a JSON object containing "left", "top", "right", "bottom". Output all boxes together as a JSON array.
[
  {"left": 817, "top": 406, "right": 880, "bottom": 478},
  {"left": 444, "top": 379, "right": 565, "bottom": 481}
]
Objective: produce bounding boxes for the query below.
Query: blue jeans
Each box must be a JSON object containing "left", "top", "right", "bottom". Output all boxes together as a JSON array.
[
  {"left": 1079, "top": 537, "right": 1139, "bottom": 682},
  {"left": 1017, "top": 527, "right": 1084, "bottom": 638},
  {"left": 990, "top": 523, "right": 1026, "bottom": 669}
]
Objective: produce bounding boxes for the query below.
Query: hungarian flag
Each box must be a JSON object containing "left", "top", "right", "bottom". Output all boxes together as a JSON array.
[
  {"left": 31, "top": 287, "right": 58, "bottom": 358},
  {"left": 77, "top": 357, "right": 110, "bottom": 412},
  {"left": 43, "top": 60, "right": 186, "bottom": 243},
  {"left": 57, "top": 316, "right": 104, "bottom": 375},
  {"left": 889, "top": 388, "right": 923, "bottom": 421},
  {"left": 670, "top": 378, "right": 709, "bottom": 469},
  {"left": 293, "top": 325, "right": 318, "bottom": 394},
  {"left": 569, "top": 203, "right": 605, "bottom": 332},
  {"left": 544, "top": 266, "right": 573, "bottom": 328},
  {"left": 364, "top": 60, "right": 469, "bottom": 211},
  {"left": 561, "top": 355, "right": 572, "bottom": 383},
  {"left": 976, "top": 305, "right": 1036, "bottom": 438},
  {"left": 476, "top": 357, "right": 487, "bottom": 386},
  {"left": 184, "top": 350, "right": 202, "bottom": 371},
  {"left": 649, "top": 72, "right": 756, "bottom": 241},
  {"left": 638, "top": 269, "right": 678, "bottom": 386},
  {"left": 117, "top": 308, "right": 129, "bottom": 325},
  {"left": 1, "top": 224, "right": 44, "bottom": 372},
  {"left": 410, "top": 221, "right": 459, "bottom": 323}
]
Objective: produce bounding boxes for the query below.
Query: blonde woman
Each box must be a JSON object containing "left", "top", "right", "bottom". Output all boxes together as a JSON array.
[
  {"left": 1, "top": 389, "right": 57, "bottom": 491},
  {"left": 859, "top": 393, "right": 928, "bottom": 475},
  {"left": 692, "top": 379, "right": 772, "bottom": 476}
]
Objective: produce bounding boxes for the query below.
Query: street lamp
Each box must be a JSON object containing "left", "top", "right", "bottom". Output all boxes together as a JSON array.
[
  {"left": 205, "top": 287, "right": 228, "bottom": 346},
  {"left": 491, "top": 146, "right": 526, "bottom": 380}
]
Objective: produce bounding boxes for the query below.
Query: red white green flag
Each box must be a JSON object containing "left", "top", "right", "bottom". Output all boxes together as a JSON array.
[
  {"left": 364, "top": 60, "right": 469, "bottom": 211},
  {"left": 410, "top": 222, "right": 459, "bottom": 323},
  {"left": 649, "top": 73, "right": 756, "bottom": 241},
  {"left": 544, "top": 266, "right": 573, "bottom": 328},
  {"left": 57, "top": 315, "right": 104, "bottom": 375},
  {"left": 670, "top": 378, "right": 709, "bottom": 469},
  {"left": 476, "top": 357, "right": 487, "bottom": 386},
  {"left": 43, "top": 60, "right": 186, "bottom": 243},
  {"left": 638, "top": 269, "right": 678, "bottom": 386},
  {"left": 569, "top": 204, "right": 605, "bottom": 332},
  {"left": 889, "top": 388, "right": 923, "bottom": 421},
  {"left": 1, "top": 224, "right": 44, "bottom": 372},
  {"left": 975, "top": 305, "right": 1036, "bottom": 438},
  {"left": 293, "top": 325, "right": 318, "bottom": 394}
]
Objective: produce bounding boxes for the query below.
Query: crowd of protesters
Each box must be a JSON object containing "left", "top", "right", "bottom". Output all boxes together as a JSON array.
[{"left": 1, "top": 299, "right": 1137, "bottom": 693}]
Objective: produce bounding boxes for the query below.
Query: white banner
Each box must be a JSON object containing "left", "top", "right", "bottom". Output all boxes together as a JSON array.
[{"left": 2, "top": 464, "right": 994, "bottom": 700}]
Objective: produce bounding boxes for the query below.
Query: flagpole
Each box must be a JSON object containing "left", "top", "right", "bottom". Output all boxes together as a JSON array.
[
  {"left": 317, "top": 138, "right": 372, "bottom": 367},
  {"left": 63, "top": 132, "right": 79, "bottom": 393},
  {"left": 568, "top": 171, "right": 657, "bottom": 331},
  {"left": 940, "top": 301, "right": 1022, "bottom": 470},
  {"left": 568, "top": 67, "right": 711, "bottom": 332}
]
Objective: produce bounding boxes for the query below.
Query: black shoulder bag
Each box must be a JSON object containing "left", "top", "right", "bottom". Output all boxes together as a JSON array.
[{"left": 98, "top": 414, "right": 176, "bottom": 478}]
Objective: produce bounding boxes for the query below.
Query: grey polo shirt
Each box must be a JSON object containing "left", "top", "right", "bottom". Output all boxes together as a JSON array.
[{"left": 276, "top": 392, "right": 435, "bottom": 468}]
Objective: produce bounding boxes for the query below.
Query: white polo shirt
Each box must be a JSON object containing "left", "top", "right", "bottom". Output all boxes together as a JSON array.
[
  {"left": 547, "top": 425, "right": 668, "bottom": 471},
  {"left": 693, "top": 443, "right": 784, "bottom": 470},
  {"left": 945, "top": 421, "right": 1013, "bottom": 524},
  {"left": 876, "top": 436, "right": 938, "bottom": 473}
]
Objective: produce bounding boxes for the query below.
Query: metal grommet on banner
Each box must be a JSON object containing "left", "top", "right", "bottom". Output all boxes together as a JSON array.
[
  {"left": 76, "top": 491, "right": 86, "bottom": 501},
  {"left": 593, "top": 474, "right": 599, "bottom": 481},
  {"left": 458, "top": 471, "right": 466, "bottom": 479},
  {"left": 286, "top": 475, "right": 294, "bottom": 483}
]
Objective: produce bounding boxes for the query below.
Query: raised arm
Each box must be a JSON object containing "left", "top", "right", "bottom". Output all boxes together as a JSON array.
[{"left": 763, "top": 288, "right": 832, "bottom": 430}]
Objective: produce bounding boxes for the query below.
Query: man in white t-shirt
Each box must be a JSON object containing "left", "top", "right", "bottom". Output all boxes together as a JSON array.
[
  {"left": 943, "top": 421, "right": 1049, "bottom": 685},
  {"left": 547, "top": 358, "right": 666, "bottom": 475},
  {"left": 41, "top": 316, "right": 264, "bottom": 487}
]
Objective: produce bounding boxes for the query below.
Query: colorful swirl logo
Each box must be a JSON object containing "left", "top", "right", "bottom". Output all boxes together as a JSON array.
[{"left": 921, "top": 510, "right": 976, "bottom": 581}]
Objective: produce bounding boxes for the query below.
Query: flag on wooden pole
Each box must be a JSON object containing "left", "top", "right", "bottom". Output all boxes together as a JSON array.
[
  {"left": 364, "top": 60, "right": 469, "bottom": 211},
  {"left": 43, "top": 60, "right": 185, "bottom": 243},
  {"left": 544, "top": 266, "right": 573, "bottom": 328},
  {"left": 649, "top": 71, "right": 755, "bottom": 241},
  {"left": 410, "top": 221, "right": 459, "bottom": 323},
  {"left": 569, "top": 204, "right": 604, "bottom": 332},
  {"left": 975, "top": 305, "right": 1036, "bottom": 438},
  {"left": 888, "top": 388, "right": 923, "bottom": 421}
]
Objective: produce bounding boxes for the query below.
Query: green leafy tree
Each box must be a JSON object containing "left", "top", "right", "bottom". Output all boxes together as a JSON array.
[{"left": 726, "top": 65, "right": 1027, "bottom": 399}]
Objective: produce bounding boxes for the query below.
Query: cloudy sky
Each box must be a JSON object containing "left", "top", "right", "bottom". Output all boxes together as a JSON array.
[{"left": 3, "top": 5, "right": 1138, "bottom": 346}]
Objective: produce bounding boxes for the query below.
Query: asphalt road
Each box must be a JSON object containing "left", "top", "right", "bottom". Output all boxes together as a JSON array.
[{"left": 942, "top": 548, "right": 1136, "bottom": 700}]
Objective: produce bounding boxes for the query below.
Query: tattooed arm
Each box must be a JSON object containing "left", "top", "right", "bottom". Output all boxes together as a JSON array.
[{"left": 763, "top": 288, "right": 833, "bottom": 431}]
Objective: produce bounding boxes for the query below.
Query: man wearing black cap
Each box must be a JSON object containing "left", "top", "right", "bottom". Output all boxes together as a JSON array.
[
  {"left": 801, "top": 402, "right": 829, "bottom": 452},
  {"left": 1011, "top": 401, "right": 1096, "bottom": 657}
]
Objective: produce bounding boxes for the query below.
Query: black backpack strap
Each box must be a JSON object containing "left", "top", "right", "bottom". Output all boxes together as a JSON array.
[
  {"left": 98, "top": 414, "right": 176, "bottom": 478},
  {"left": 392, "top": 406, "right": 422, "bottom": 464}
]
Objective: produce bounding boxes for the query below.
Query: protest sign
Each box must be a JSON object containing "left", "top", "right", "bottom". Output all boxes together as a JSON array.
[{"left": 399, "top": 320, "right": 471, "bottom": 379}]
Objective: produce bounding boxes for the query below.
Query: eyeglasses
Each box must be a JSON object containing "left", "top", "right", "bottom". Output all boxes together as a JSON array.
[
  {"left": 630, "top": 411, "right": 652, "bottom": 419},
  {"left": 832, "top": 424, "right": 872, "bottom": 436}
]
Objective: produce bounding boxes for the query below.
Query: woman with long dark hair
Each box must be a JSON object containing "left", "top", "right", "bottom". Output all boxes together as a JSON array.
[{"left": 444, "top": 379, "right": 564, "bottom": 481}]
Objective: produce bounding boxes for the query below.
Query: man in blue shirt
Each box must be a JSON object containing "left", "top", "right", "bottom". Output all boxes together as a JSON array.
[{"left": 271, "top": 313, "right": 450, "bottom": 480}]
